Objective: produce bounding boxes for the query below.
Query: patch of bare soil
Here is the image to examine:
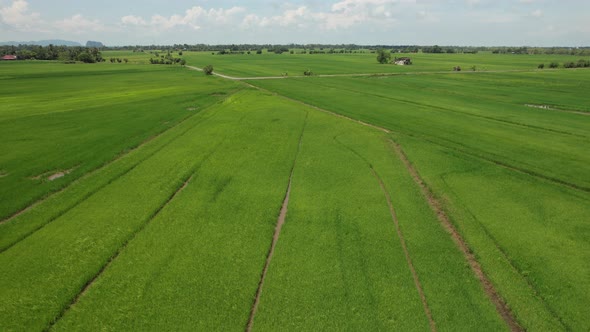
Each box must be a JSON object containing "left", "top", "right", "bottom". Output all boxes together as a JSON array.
[
  {"left": 31, "top": 167, "right": 77, "bottom": 182},
  {"left": 389, "top": 139, "right": 523, "bottom": 332},
  {"left": 525, "top": 104, "right": 589, "bottom": 116},
  {"left": 0, "top": 170, "right": 7, "bottom": 178},
  {"left": 371, "top": 167, "right": 436, "bottom": 332}
]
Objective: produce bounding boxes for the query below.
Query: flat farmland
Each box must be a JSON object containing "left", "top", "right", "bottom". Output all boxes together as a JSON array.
[
  {"left": 1, "top": 54, "right": 589, "bottom": 331},
  {"left": 183, "top": 51, "right": 589, "bottom": 77}
]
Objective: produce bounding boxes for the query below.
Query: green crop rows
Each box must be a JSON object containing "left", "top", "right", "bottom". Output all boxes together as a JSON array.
[{"left": 1, "top": 54, "right": 588, "bottom": 331}]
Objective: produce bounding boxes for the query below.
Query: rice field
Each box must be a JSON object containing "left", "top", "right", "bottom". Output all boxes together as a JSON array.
[{"left": 1, "top": 52, "right": 588, "bottom": 331}]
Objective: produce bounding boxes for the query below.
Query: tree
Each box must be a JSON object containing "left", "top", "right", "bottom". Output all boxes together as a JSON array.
[
  {"left": 180, "top": 59, "right": 186, "bottom": 66},
  {"left": 376, "top": 49, "right": 391, "bottom": 64},
  {"left": 77, "top": 52, "right": 95, "bottom": 63},
  {"left": 549, "top": 62, "right": 559, "bottom": 68},
  {"left": 203, "top": 65, "right": 214, "bottom": 75}
]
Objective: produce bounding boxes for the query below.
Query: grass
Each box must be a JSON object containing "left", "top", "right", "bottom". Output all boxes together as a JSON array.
[
  {"left": 1, "top": 55, "right": 588, "bottom": 331},
  {"left": 0, "top": 88, "right": 248, "bottom": 330},
  {"left": 249, "top": 71, "right": 590, "bottom": 189},
  {"left": 248, "top": 68, "right": 590, "bottom": 330},
  {"left": 50, "top": 90, "right": 308, "bottom": 331},
  {"left": 0, "top": 61, "right": 239, "bottom": 220},
  {"left": 252, "top": 109, "right": 505, "bottom": 331}
]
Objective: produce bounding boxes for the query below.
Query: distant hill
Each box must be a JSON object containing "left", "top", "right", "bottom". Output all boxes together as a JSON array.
[
  {"left": 0, "top": 39, "right": 82, "bottom": 46},
  {"left": 86, "top": 41, "right": 104, "bottom": 48}
]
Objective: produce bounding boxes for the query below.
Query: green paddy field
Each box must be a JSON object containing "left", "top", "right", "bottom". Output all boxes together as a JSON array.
[{"left": 1, "top": 51, "right": 588, "bottom": 331}]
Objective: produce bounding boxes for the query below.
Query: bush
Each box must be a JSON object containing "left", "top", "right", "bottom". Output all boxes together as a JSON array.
[
  {"left": 203, "top": 65, "right": 214, "bottom": 75},
  {"left": 549, "top": 62, "right": 559, "bottom": 68},
  {"left": 304, "top": 69, "right": 313, "bottom": 76},
  {"left": 538, "top": 63, "right": 545, "bottom": 69},
  {"left": 564, "top": 62, "right": 576, "bottom": 68}
]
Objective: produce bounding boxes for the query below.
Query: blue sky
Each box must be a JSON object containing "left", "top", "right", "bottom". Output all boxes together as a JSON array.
[{"left": 1, "top": 0, "right": 588, "bottom": 46}]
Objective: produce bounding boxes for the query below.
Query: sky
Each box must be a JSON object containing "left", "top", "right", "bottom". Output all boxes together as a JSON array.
[{"left": 0, "top": 0, "right": 588, "bottom": 46}]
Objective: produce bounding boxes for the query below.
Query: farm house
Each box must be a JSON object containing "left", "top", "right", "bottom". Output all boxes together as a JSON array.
[{"left": 394, "top": 57, "right": 412, "bottom": 65}]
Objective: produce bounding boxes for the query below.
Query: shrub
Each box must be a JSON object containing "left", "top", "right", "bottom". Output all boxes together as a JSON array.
[
  {"left": 549, "top": 62, "right": 559, "bottom": 68},
  {"left": 564, "top": 62, "right": 576, "bottom": 68},
  {"left": 203, "top": 65, "right": 214, "bottom": 75},
  {"left": 538, "top": 63, "right": 545, "bottom": 69}
]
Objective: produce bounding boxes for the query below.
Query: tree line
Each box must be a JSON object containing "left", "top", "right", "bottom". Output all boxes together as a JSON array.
[{"left": 0, "top": 44, "right": 104, "bottom": 62}]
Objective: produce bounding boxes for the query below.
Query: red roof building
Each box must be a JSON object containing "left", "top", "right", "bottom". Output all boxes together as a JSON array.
[{"left": 1, "top": 55, "right": 17, "bottom": 60}]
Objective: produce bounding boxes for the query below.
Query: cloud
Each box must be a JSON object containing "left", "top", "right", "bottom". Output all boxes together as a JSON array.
[
  {"left": 54, "top": 14, "right": 105, "bottom": 33},
  {"left": 0, "top": 0, "right": 43, "bottom": 31},
  {"left": 121, "top": 6, "right": 245, "bottom": 31},
  {"left": 241, "top": 0, "right": 403, "bottom": 30},
  {"left": 530, "top": 9, "right": 543, "bottom": 17},
  {"left": 121, "top": 15, "right": 147, "bottom": 26}
]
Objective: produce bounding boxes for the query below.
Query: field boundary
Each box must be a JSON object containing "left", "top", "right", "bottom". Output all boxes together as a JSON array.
[
  {"left": 245, "top": 111, "right": 309, "bottom": 332},
  {"left": 43, "top": 173, "right": 195, "bottom": 332},
  {"left": 388, "top": 139, "right": 523, "bottom": 332}
]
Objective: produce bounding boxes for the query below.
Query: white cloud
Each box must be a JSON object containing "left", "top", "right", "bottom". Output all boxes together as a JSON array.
[
  {"left": 55, "top": 14, "right": 105, "bottom": 33},
  {"left": 122, "top": 6, "right": 245, "bottom": 31},
  {"left": 530, "top": 9, "right": 543, "bottom": 17},
  {"left": 242, "top": 0, "right": 403, "bottom": 30},
  {"left": 121, "top": 15, "right": 147, "bottom": 26},
  {"left": 0, "top": 0, "right": 43, "bottom": 31}
]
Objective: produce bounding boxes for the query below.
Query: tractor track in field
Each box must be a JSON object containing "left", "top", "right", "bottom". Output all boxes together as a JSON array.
[
  {"left": 332, "top": 134, "right": 436, "bottom": 331},
  {"left": 43, "top": 173, "right": 195, "bottom": 332},
  {"left": 388, "top": 139, "right": 524, "bottom": 332},
  {"left": 371, "top": 167, "right": 437, "bottom": 332},
  {"left": 245, "top": 111, "right": 308, "bottom": 332},
  {"left": 0, "top": 111, "right": 199, "bottom": 226}
]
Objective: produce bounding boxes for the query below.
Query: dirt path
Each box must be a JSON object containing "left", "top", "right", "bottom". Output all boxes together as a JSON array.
[
  {"left": 388, "top": 140, "right": 523, "bottom": 332},
  {"left": 186, "top": 65, "right": 581, "bottom": 81},
  {"left": 524, "top": 104, "right": 590, "bottom": 116},
  {"left": 186, "top": 66, "right": 286, "bottom": 80},
  {"left": 43, "top": 174, "right": 194, "bottom": 332},
  {"left": 370, "top": 168, "right": 437, "bottom": 332},
  {"left": 245, "top": 112, "right": 308, "bottom": 332}
]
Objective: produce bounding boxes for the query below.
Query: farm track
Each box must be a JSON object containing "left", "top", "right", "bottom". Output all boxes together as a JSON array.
[
  {"left": 388, "top": 140, "right": 523, "bottom": 332},
  {"left": 246, "top": 112, "right": 308, "bottom": 332},
  {"left": 43, "top": 173, "right": 196, "bottom": 332},
  {"left": 187, "top": 65, "right": 588, "bottom": 81}
]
